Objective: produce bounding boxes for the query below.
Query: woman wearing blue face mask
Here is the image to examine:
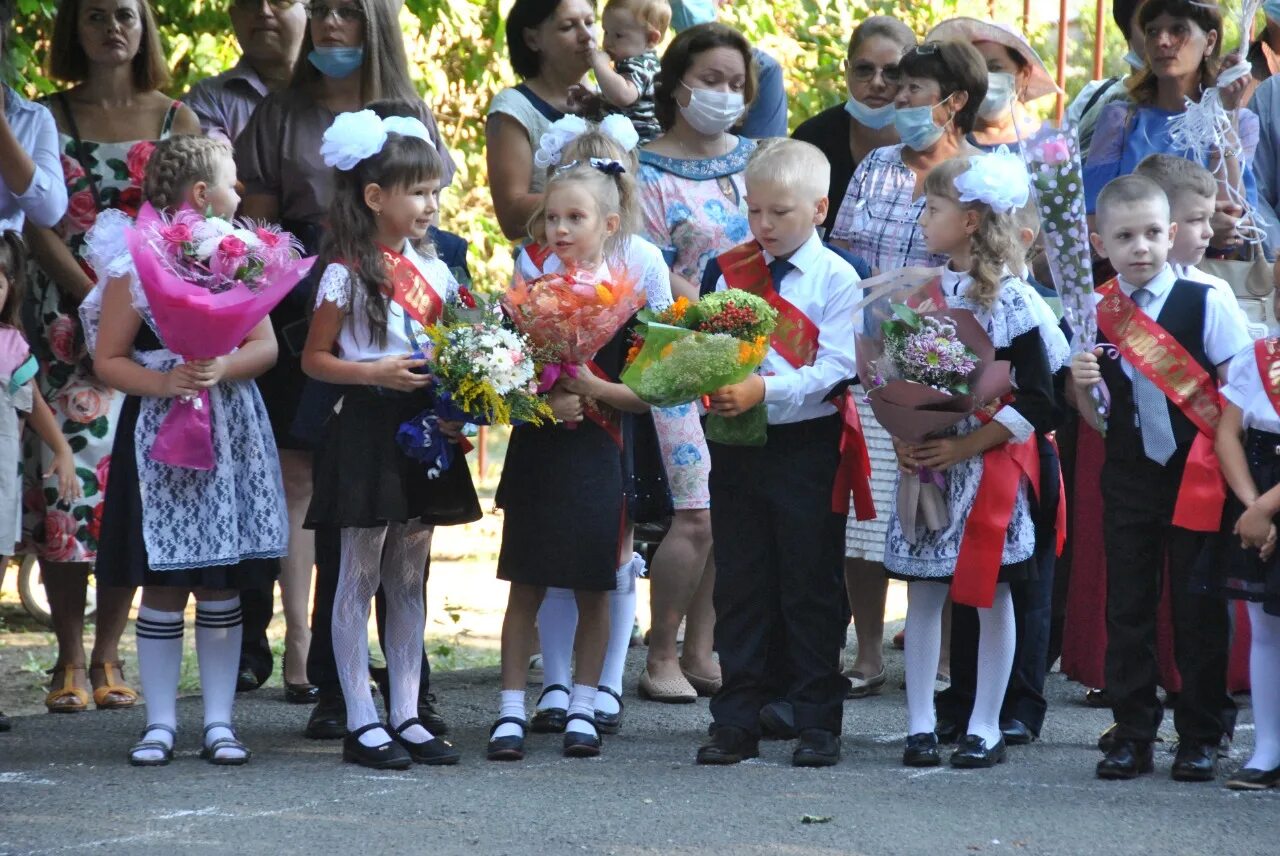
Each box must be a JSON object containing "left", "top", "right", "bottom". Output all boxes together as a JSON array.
[
  {"left": 792, "top": 16, "right": 916, "bottom": 237},
  {"left": 235, "top": 0, "right": 455, "bottom": 741}
]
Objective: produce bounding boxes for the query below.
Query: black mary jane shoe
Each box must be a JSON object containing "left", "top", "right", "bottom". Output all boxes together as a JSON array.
[
  {"left": 342, "top": 723, "right": 412, "bottom": 770},
  {"left": 792, "top": 728, "right": 840, "bottom": 768},
  {"left": 903, "top": 732, "right": 941, "bottom": 767},
  {"left": 304, "top": 691, "right": 348, "bottom": 740},
  {"left": 530, "top": 684, "right": 570, "bottom": 734},
  {"left": 562, "top": 713, "right": 603, "bottom": 758},
  {"left": 759, "top": 701, "right": 798, "bottom": 741},
  {"left": 419, "top": 692, "right": 450, "bottom": 736},
  {"left": 1096, "top": 739, "right": 1154, "bottom": 780},
  {"left": 1000, "top": 719, "right": 1035, "bottom": 746},
  {"left": 1225, "top": 764, "right": 1280, "bottom": 791},
  {"left": 594, "top": 686, "right": 624, "bottom": 735},
  {"left": 950, "top": 734, "right": 1007, "bottom": 769},
  {"left": 284, "top": 682, "right": 320, "bottom": 705},
  {"left": 392, "top": 718, "right": 460, "bottom": 766},
  {"left": 696, "top": 725, "right": 759, "bottom": 765},
  {"left": 486, "top": 716, "right": 528, "bottom": 761},
  {"left": 236, "top": 666, "right": 264, "bottom": 693},
  {"left": 1171, "top": 741, "right": 1218, "bottom": 783},
  {"left": 934, "top": 718, "right": 961, "bottom": 745}
]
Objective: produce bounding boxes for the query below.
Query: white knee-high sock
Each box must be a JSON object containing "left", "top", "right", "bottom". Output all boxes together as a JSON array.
[
  {"left": 565, "top": 683, "right": 599, "bottom": 737},
  {"left": 134, "top": 604, "right": 184, "bottom": 761},
  {"left": 195, "top": 596, "right": 245, "bottom": 760},
  {"left": 335, "top": 527, "right": 389, "bottom": 746},
  {"left": 537, "top": 587, "right": 577, "bottom": 711},
  {"left": 597, "top": 554, "right": 642, "bottom": 715},
  {"left": 493, "top": 689, "right": 527, "bottom": 740},
  {"left": 1246, "top": 602, "right": 1280, "bottom": 770},
  {"left": 969, "top": 583, "right": 1016, "bottom": 749},
  {"left": 381, "top": 522, "right": 434, "bottom": 743},
  {"left": 905, "top": 581, "right": 948, "bottom": 736}
]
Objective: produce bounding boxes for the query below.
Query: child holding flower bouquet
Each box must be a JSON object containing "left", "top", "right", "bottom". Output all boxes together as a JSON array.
[
  {"left": 87, "top": 136, "right": 293, "bottom": 767},
  {"left": 891, "top": 149, "right": 1067, "bottom": 770},
  {"left": 301, "top": 111, "right": 480, "bottom": 770}
]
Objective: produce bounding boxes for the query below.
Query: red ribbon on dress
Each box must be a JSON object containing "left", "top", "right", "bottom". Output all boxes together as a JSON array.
[
  {"left": 1095, "top": 279, "right": 1225, "bottom": 532},
  {"left": 1256, "top": 337, "right": 1280, "bottom": 418},
  {"left": 583, "top": 360, "right": 624, "bottom": 450},
  {"left": 832, "top": 393, "right": 876, "bottom": 520},
  {"left": 1048, "top": 434, "right": 1068, "bottom": 557},
  {"left": 378, "top": 243, "right": 444, "bottom": 327}
]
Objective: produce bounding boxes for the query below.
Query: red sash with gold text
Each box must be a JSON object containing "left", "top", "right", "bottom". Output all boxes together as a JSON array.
[
  {"left": 1095, "top": 278, "right": 1225, "bottom": 531},
  {"left": 380, "top": 243, "right": 444, "bottom": 328},
  {"left": 1256, "top": 338, "right": 1280, "bottom": 418}
]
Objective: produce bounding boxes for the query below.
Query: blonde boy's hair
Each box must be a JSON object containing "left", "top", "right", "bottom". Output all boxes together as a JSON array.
[
  {"left": 744, "top": 138, "right": 830, "bottom": 203},
  {"left": 606, "top": 0, "right": 673, "bottom": 37},
  {"left": 1133, "top": 153, "right": 1216, "bottom": 204}
]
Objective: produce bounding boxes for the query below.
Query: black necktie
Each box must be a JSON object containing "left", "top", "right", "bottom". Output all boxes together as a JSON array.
[{"left": 768, "top": 258, "right": 794, "bottom": 290}]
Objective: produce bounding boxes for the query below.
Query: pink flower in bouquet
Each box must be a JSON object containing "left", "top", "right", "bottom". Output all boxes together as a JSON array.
[
  {"left": 125, "top": 141, "right": 156, "bottom": 185},
  {"left": 60, "top": 383, "right": 110, "bottom": 424},
  {"left": 43, "top": 509, "right": 80, "bottom": 561},
  {"left": 95, "top": 454, "right": 111, "bottom": 497},
  {"left": 1040, "top": 138, "right": 1071, "bottom": 166},
  {"left": 48, "top": 315, "right": 79, "bottom": 364},
  {"left": 211, "top": 234, "right": 251, "bottom": 278},
  {"left": 60, "top": 154, "right": 86, "bottom": 185},
  {"left": 64, "top": 190, "right": 98, "bottom": 233},
  {"left": 255, "top": 227, "right": 284, "bottom": 249},
  {"left": 158, "top": 221, "right": 194, "bottom": 249},
  {"left": 118, "top": 186, "right": 143, "bottom": 218}
]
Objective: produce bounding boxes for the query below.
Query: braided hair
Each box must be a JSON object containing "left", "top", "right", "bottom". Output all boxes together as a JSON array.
[{"left": 141, "top": 135, "right": 233, "bottom": 211}]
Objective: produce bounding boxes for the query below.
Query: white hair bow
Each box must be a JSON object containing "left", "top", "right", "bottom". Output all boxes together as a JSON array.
[
  {"left": 533, "top": 114, "right": 640, "bottom": 169},
  {"left": 953, "top": 145, "right": 1031, "bottom": 213},
  {"left": 320, "top": 110, "right": 436, "bottom": 171}
]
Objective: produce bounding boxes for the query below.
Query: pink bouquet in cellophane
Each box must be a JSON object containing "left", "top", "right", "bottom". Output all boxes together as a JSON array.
[{"left": 127, "top": 201, "right": 315, "bottom": 469}]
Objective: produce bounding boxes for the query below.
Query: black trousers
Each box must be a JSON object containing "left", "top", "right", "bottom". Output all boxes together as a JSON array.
[
  {"left": 238, "top": 580, "right": 276, "bottom": 682},
  {"left": 708, "top": 415, "right": 849, "bottom": 734},
  {"left": 1102, "top": 453, "right": 1228, "bottom": 744},
  {"left": 306, "top": 526, "right": 432, "bottom": 696},
  {"left": 937, "top": 438, "right": 1059, "bottom": 736}
]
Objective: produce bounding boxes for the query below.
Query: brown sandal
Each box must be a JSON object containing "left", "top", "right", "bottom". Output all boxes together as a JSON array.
[
  {"left": 45, "top": 665, "right": 90, "bottom": 713},
  {"left": 90, "top": 661, "right": 139, "bottom": 710}
]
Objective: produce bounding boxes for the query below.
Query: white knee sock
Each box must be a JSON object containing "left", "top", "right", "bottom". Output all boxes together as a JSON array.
[
  {"left": 493, "top": 689, "right": 527, "bottom": 740},
  {"left": 381, "top": 522, "right": 434, "bottom": 744},
  {"left": 968, "top": 583, "right": 1016, "bottom": 749},
  {"left": 195, "top": 597, "right": 246, "bottom": 761},
  {"left": 134, "top": 605, "right": 184, "bottom": 761},
  {"left": 597, "top": 555, "right": 642, "bottom": 715},
  {"left": 335, "top": 527, "right": 389, "bottom": 746},
  {"left": 537, "top": 587, "right": 577, "bottom": 711},
  {"left": 1246, "top": 602, "right": 1280, "bottom": 771},
  {"left": 905, "top": 582, "right": 948, "bottom": 737},
  {"left": 565, "top": 683, "right": 599, "bottom": 737}
]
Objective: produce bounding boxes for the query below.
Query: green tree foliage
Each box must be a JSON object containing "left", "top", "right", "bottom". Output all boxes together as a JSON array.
[{"left": 5, "top": 0, "right": 1161, "bottom": 293}]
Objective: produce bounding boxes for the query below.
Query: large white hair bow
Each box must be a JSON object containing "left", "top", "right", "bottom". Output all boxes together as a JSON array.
[
  {"left": 533, "top": 114, "right": 640, "bottom": 169},
  {"left": 953, "top": 145, "right": 1031, "bottom": 213},
  {"left": 320, "top": 110, "right": 435, "bottom": 171}
]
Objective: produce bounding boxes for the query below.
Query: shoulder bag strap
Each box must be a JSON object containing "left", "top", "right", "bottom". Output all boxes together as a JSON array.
[{"left": 55, "top": 92, "right": 102, "bottom": 212}]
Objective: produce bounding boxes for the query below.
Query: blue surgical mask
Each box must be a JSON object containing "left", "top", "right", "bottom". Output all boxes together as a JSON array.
[
  {"left": 978, "top": 72, "right": 1017, "bottom": 120},
  {"left": 670, "top": 0, "right": 717, "bottom": 33},
  {"left": 308, "top": 46, "right": 364, "bottom": 79},
  {"left": 894, "top": 101, "right": 948, "bottom": 151},
  {"left": 844, "top": 96, "right": 896, "bottom": 130},
  {"left": 1122, "top": 49, "right": 1145, "bottom": 71}
]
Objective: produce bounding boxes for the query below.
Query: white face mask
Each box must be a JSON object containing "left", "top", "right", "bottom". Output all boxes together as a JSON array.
[
  {"left": 1123, "top": 49, "right": 1145, "bottom": 71},
  {"left": 978, "top": 72, "right": 1017, "bottom": 120},
  {"left": 679, "top": 82, "right": 746, "bottom": 135}
]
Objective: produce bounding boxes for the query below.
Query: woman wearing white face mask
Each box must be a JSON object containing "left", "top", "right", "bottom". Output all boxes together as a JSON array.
[
  {"left": 924, "top": 18, "right": 1060, "bottom": 152},
  {"left": 793, "top": 16, "right": 916, "bottom": 237}
]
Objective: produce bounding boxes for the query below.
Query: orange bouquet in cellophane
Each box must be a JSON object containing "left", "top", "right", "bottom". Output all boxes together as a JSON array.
[{"left": 502, "top": 268, "right": 645, "bottom": 391}]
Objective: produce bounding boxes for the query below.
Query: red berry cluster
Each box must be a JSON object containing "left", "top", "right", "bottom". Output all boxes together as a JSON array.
[{"left": 697, "top": 300, "right": 759, "bottom": 339}]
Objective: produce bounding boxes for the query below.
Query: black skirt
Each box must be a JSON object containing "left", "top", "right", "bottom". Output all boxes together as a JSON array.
[
  {"left": 304, "top": 386, "right": 482, "bottom": 529},
  {"left": 886, "top": 558, "right": 1036, "bottom": 585},
  {"left": 1195, "top": 428, "right": 1280, "bottom": 616},
  {"left": 94, "top": 395, "right": 279, "bottom": 590}
]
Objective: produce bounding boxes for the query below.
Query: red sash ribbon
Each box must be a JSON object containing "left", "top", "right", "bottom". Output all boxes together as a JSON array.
[
  {"left": 379, "top": 244, "right": 444, "bottom": 327},
  {"left": 1256, "top": 337, "right": 1280, "bottom": 418},
  {"left": 1095, "top": 279, "right": 1225, "bottom": 532},
  {"left": 716, "top": 241, "right": 874, "bottom": 518}
]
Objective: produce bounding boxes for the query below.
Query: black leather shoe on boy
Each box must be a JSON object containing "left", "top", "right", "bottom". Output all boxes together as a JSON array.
[
  {"left": 486, "top": 716, "right": 527, "bottom": 761},
  {"left": 950, "top": 734, "right": 1007, "bottom": 768},
  {"left": 1096, "top": 739, "right": 1154, "bottom": 780},
  {"left": 1171, "top": 741, "right": 1219, "bottom": 783},
  {"left": 562, "top": 713, "right": 602, "bottom": 758},
  {"left": 696, "top": 725, "right": 759, "bottom": 765},
  {"left": 1000, "top": 719, "right": 1035, "bottom": 746},
  {"left": 792, "top": 728, "right": 840, "bottom": 767},
  {"left": 530, "top": 684, "right": 570, "bottom": 733},
  {"left": 343, "top": 723, "right": 412, "bottom": 770},
  {"left": 903, "top": 732, "right": 941, "bottom": 767},
  {"left": 392, "top": 718, "right": 460, "bottom": 765},
  {"left": 418, "top": 692, "right": 450, "bottom": 736},
  {"left": 304, "top": 691, "right": 348, "bottom": 740},
  {"left": 1225, "top": 764, "right": 1280, "bottom": 790},
  {"left": 594, "top": 686, "right": 624, "bottom": 735},
  {"left": 759, "top": 700, "right": 798, "bottom": 740}
]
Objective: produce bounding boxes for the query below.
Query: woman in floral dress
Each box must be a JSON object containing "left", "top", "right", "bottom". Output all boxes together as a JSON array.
[{"left": 20, "top": 0, "right": 200, "bottom": 713}]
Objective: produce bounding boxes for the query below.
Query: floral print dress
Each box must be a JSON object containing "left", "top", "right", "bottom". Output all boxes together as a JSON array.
[{"left": 19, "top": 101, "right": 178, "bottom": 564}]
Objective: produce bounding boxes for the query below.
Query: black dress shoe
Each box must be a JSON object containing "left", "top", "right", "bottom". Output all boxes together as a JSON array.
[
  {"left": 562, "top": 713, "right": 602, "bottom": 758},
  {"left": 284, "top": 682, "right": 319, "bottom": 705},
  {"left": 1097, "top": 722, "right": 1119, "bottom": 754},
  {"left": 594, "top": 686, "right": 624, "bottom": 735},
  {"left": 342, "top": 723, "right": 412, "bottom": 770},
  {"left": 904, "top": 732, "right": 941, "bottom": 767},
  {"left": 1225, "top": 764, "right": 1280, "bottom": 790},
  {"left": 304, "top": 692, "right": 348, "bottom": 740},
  {"left": 951, "top": 735, "right": 1007, "bottom": 768},
  {"left": 1000, "top": 719, "right": 1035, "bottom": 746},
  {"left": 697, "top": 725, "right": 759, "bottom": 765},
  {"left": 1171, "top": 741, "right": 1218, "bottom": 783},
  {"left": 1084, "top": 688, "right": 1111, "bottom": 708},
  {"left": 530, "top": 684, "right": 570, "bottom": 734},
  {"left": 418, "top": 693, "right": 449, "bottom": 736},
  {"left": 758, "top": 701, "right": 797, "bottom": 740},
  {"left": 486, "top": 716, "right": 527, "bottom": 761},
  {"left": 392, "top": 718, "right": 460, "bottom": 766},
  {"left": 793, "top": 728, "right": 840, "bottom": 768},
  {"left": 236, "top": 667, "right": 264, "bottom": 693},
  {"left": 1096, "top": 739, "right": 1154, "bottom": 780},
  {"left": 934, "top": 718, "right": 961, "bottom": 745}
]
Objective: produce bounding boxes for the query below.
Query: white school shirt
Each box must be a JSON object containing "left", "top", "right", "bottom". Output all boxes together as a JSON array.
[
  {"left": 1223, "top": 345, "right": 1280, "bottom": 433},
  {"left": 1173, "top": 262, "right": 1267, "bottom": 340},
  {"left": 710, "top": 230, "right": 861, "bottom": 425},
  {"left": 315, "top": 241, "right": 457, "bottom": 362},
  {"left": 1092, "top": 264, "right": 1252, "bottom": 381},
  {"left": 514, "top": 234, "right": 674, "bottom": 312}
]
